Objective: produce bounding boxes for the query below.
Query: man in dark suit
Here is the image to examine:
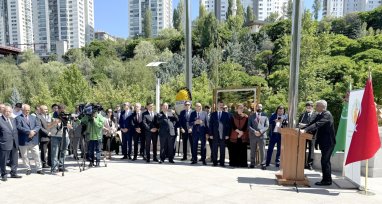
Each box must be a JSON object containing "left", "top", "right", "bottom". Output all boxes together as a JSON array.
[
  {"left": 37, "top": 105, "right": 52, "bottom": 168},
  {"left": 189, "top": 103, "right": 209, "bottom": 165},
  {"left": 16, "top": 104, "right": 43, "bottom": 175},
  {"left": 301, "top": 100, "right": 336, "bottom": 186},
  {"left": 158, "top": 103, "right": 178, "bottom": 164},
  {"left": 142, "top": 102, "right": 159, "bottom": 163},
  {"left": 179, "top": 101, "right": 194, "bottom": 161},
  {"left": 298, "top": 101, "right": 317, "bottom": 170},
  {"left": 209, "top": 101, "right": 231, "bottom": 167},
  {"left": 132, "top": 103, "right": 146, "bottom": 161},
  {"left": 0, "top": 106, "right": 22, "bottom": 181},
  {"left": 119, "top": 102, "right": 134, "bottom": 160}
]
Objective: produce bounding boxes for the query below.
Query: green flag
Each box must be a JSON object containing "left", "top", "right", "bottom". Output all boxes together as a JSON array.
[{"left": 333, "top": 83, "right": 352, "bottom": 155}]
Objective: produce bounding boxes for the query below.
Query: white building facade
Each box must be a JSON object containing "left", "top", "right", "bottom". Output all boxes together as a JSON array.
[{"left": 128, "top": 0, "right": 173, "bottom": 38}]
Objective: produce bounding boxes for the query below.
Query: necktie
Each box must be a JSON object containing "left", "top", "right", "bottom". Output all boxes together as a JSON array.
[
  {"left": 7, "top": 118, "right": 13, "bottom": 130},
  {"left": 25, "top": 115, "right": 29, "bottom": 124},
  {"left": 150, "top": 112, "right": 153, "bottom": 118},
  {"left": 218, "top": 112, "right": 221, "bottom": 120}
]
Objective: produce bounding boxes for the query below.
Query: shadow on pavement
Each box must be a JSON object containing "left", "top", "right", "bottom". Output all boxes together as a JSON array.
[
  {"left": 276, "top": 188, "right": 340, "bottom": 196},
  {"left": 237, "top": 177, "right": 277, "bottom": 185}
]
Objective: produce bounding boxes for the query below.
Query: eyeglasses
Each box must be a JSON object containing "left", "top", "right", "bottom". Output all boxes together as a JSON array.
[{"left": 185, "top": 104, "right": 191, "bottom": 106}]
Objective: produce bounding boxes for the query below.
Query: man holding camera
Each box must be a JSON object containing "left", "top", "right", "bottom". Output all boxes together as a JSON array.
[
  {"left": 80, "top": 110, "right": 104, "bottom": 167},
  {"left": 50, "top": 104, "right": 72, "bottom": 173}
]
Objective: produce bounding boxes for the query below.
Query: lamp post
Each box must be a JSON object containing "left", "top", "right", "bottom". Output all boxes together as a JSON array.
[
  {"left": 184, "top": 0, "right": 192, "bottom": 93},
  {"left": 146, "top": 62, "right": 166, "bottom": 113}
]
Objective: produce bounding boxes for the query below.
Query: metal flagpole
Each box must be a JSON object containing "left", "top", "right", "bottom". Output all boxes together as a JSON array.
[{"left": 185, "top": 0, "right": 192, "bottom": 93}]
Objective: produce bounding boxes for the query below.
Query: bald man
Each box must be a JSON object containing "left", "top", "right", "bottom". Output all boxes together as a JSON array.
[{"left": 16, "top": 104, "right": 43, "bottom": 175}]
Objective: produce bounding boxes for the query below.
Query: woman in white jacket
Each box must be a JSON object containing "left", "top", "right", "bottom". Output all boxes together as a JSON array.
[{"left": 103, "top": 109, "right": 117, "bottom": 159}]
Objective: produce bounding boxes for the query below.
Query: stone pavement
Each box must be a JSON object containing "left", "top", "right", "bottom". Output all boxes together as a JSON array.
[{"left": 1, "top": 156, "right": 382, "bottom": 204}]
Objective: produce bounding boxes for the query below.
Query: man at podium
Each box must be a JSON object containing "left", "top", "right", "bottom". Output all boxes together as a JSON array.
[{"left": 300, "top": 100, "right": 336, "bottom": 186}]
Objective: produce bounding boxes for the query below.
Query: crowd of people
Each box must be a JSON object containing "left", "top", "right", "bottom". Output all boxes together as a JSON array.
[{"left": 0, "top": 99, "right": 337, "bottom": 186}]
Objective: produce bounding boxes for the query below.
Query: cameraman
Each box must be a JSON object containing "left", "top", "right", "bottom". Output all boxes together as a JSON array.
[
  {"left": 50, "top": 104, "right": 72, "bottom": 173},
  {"left": 80, "top": 109, "right": 104, "bottom": 167}
]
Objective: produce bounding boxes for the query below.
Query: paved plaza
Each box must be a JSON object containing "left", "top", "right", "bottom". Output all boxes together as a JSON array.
[{"left": 1, "top": 155, "right": 382, "bottom": 204}]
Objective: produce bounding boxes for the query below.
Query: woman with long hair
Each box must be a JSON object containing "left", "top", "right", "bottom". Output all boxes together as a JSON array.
[
  {"left": 265, "top": 105, "right": 288, "bottom": 167},
  {"left": 103, "top": 109, "right": 117, "bottom": 159},
  {"left": 228, "top": 104, "right": 249, "bottom": 167}
]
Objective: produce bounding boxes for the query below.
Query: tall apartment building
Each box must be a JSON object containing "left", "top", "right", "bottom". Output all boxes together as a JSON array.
[
  {"left": 128, "top": 0, "right": 172, "bottom": 38},
  {"left": 0, "top": 0, "right": 33, "bottom": 51},
  {"left": 323, "top": 0, "right": 382, "bottom": 17},
  {"left": 253, "top": 0, "right": 289, "bottom": 21},
  {"left": 33, "top": 0, "right": 94, "bottom": 56}
]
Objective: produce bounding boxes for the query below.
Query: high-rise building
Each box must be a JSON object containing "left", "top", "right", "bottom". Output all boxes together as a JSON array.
[
  {"left": 343, "top": 0, "right": 382, "bottom": 15},
  {"left": 201, "top": 0, "right": 228, "bottom": 21},
  {"left": 0, "top": 0, "right": 33, "bottom": 51},
  {"left": 323, "top": 0, "right": 345, "bottom": 17},
  {"left": 323, "top": 0, "right": 381, "bottom": 17},
  {"left": 33, "top": 0, "right": 94, "bottom": 56},
  {"left": 128, "top": 0, "right": 173, "bottom": 38},
  {"left": 253, "top": 0, "right": 289, "bottom": 21}
]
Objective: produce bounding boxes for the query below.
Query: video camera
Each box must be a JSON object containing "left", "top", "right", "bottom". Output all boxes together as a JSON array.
[{"left": 78, "top": 103, "right": 103, "bottom": 117}]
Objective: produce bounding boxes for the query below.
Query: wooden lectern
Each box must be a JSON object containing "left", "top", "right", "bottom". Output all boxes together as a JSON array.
[{"left": 275, "top": 128, "right": 313, "bottom": 186}]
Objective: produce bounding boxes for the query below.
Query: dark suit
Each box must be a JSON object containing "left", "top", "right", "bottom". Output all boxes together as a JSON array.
[
  {"left": 16, "top": 114, "right": 41, "bottom": 146},
  {"left": 0, "top": 116, "right": 19, "bottom": 176},
  {"left": 119, "top": 110, "right": 134, "bottom": 157},
  {"left": 142, "top": 111, "right": 159, "bottom": 161},
  {"left": 158, "top": 111, "right": 178, "bottom": 162},
  {"left": 266, "top": 113, "right": 288, "bottom": 166},
  {"left": 132, "top": 111, "right": 145, "bottom": 158},
  {"left": 304, "top": 111, "right": 336, "bottom": 182},
  {"left": 209, "top": 111, "right": 231, "bottom": 165},
  {"left": 189, "top": 111, "right": 209, "bottom": 162},
  {"left": 179, "top": 109, "right": 194, "bottom": 159},
  {"left": 37, "top": 114, "right": 52, "bottom": 166},
  {"left": 298, "top": 111, "right": 317, "bottom": 167}
]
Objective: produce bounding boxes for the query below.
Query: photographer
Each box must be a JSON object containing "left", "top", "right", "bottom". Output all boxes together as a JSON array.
[
  {"left": 50, "top": 104, "right": 72, "bottom": 173},
  {"left": 80, "top": 109, "right": 104, "bottom": 167}
]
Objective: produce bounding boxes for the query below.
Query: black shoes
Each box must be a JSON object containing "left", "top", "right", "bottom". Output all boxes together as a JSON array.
[
  {"left": 191, "top": 161, "right": 197, "bottom": 164},
  {"left": 121, "top": 156, "right": 128, "bottom": 160},
  {"left": 181, "top": 157, "right": 187, "bottom": 161},
  {"left": 146, "top": 159, "right": 150, "bottom": 163},
  {"left": 158, "top": 160, "right": 163, "bottom": 164},
  {"left": 153, "top": 158, "right": 159, "bottom": 162},
  {"left": 315, "top": 181, "right": 332, "bottom": 186},
  {"left": 26, "top": 170, "right": 31, "bottom": 175},
  {"left": 37, "top": 170, "right": 45, "bottom": 175},
  {"left": 132, "top": 157, "right": 137, "bottom": 161},
  {"left": 42, "top": 164, "right": 51, "bottom": 169},
  {"left": 1, "top": 176, "right": 7, "bottom": 182},
  {"left": 11, "top": 174, "right": 22, "bottom": 178},
  {"left": 305, "top": 164, "right": 313, "bottom": 170},
  {"left": 213, "top": 163, "right": 218, "bottom": 167},
  {"left": 249, "top": 165, "right": 255, "bottom": 169},
  {"left": 128, "top": 156, "right": 132, "bottom": 160},
  {"left": 169, "top": 160, "right": 175, "bottom": 164},
  {"left": 202, "top": 161, "right": 207, "bottom": 165},
  {"left": 261, "top": 165, "right": 267, "bottom": 170},
  {"left": 220, "top": 164, "right": 225, "bottom": 167}
]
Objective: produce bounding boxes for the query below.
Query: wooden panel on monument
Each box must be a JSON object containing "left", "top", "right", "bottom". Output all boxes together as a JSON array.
[{"left": 275, "top": 128, "right": 313, "bottom": 186}]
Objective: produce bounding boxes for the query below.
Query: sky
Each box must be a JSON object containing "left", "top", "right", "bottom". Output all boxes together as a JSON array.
[{"left": 94, "top": 0, "right": 316, "bottom": 38}]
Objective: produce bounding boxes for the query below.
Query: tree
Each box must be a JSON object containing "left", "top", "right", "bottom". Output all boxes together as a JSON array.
[
  {"left": 226, "top": 0, "right": 234, "bottom": 18},
  {"left": 246, "top": 6, "right": 254, "bottom": 24},
  {"left": 133, "top": 40, "right": 157, "bottom": 61},
  {"left": 53, "top": 65, "right": 91, "bottom": 111},
  {"left": 9, "top": 87, "right": 23, "bottom": 107},
  {"left": 173, "top": 0, "right": 184, "bottom": 32},
  {"left": 265, "top": 12, "right": 280, "bottom": 23},
  {"left": 143, "top": 8, "right": 152, "bottom": 38},
  {"left": 312, "top": 0, "right": 322, "bottom": 20},
  {"left": 199, "top": 3, "right": 207, "bottom": 18}
]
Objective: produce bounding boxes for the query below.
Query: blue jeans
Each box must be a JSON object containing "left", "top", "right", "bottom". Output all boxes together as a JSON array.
[
  {"left": 88, "top": 140, "right": 101, "bottom": 163},
  {"left": 51, "top": 136, "right": 70, "bottom": 171},
  {"left": 266, "top": 132, "right": 281, "bottom": 166}
]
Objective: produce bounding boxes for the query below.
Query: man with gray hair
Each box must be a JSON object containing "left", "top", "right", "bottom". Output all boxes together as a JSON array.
[
  {"left": 301, "top": 100, "right": 336, "bottom": 186},
  {"left": 16, "top": 104, "right": 43, "bottom": 175}
]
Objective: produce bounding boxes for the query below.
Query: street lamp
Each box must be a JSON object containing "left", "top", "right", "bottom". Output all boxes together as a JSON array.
[{"left": 146, "top": 61, "right": 166, "bottom": 113}]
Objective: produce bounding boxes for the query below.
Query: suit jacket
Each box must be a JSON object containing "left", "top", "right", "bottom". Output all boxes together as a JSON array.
[
  {"left": 16, "top": 114, "right": 41, "bottom": 146},
  {"left": 132, "top": 111, "right": 145, "bottom": 134},
  {"left": 36, "top": 114, "right": 52, "bottom": 142},
  {"left": 158, "top": 111, "right": 178, "bottom": 137},
  {"left": 142, "top": 111, "right": 159, "bottom": 133},
  {"left": 297, "top": 111, "right": 317, "bottom": 128},
  {"left": 189, "top": 111, "right": 209, "bottom": 135},
  {"left": 119, "top": 110, "right": 134, "bottom": 132},
  {"left": 248, "top": 113, "right": 269, "bottom": 139},
  {"left": 0, "top": 116, "right": 19, "bottom": 151},
  {"left": 179, "top": 109, "right": 194, "bottom": 131},
  {"left": 269, "top": 113, "right": 288, "bottom": 137},
  {"left": 304, "top": 111, "right": 336, "bottom": 147},
  {"left": 209, "top": 111, "right": 231, "bottom": 140}
]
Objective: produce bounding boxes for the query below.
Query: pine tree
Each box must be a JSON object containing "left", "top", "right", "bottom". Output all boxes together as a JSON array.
[
  {"left": 312, "top": 0, "right": 322, "bottom": 20},
  {"left": 9, "top": 87, "right": 22, "bottom": 107},
  {"left": 246, "top": 6, "right": 254, "bottom": 24}
]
